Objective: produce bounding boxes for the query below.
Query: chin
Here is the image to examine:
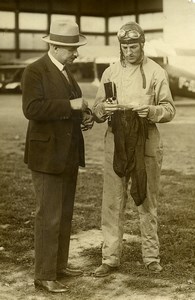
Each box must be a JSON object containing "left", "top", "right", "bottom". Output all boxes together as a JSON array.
[
  {"left": 67, "top": 60, "right": 74, "bottom": 64},
  {"left": 127, "top": 58, "right": 136, "bottom": 64}
]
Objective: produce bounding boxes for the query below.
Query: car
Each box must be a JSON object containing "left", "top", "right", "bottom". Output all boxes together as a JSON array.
[
  {"left": 0, "top": 63, "right": 27, "bottom": 93},
  {"left": 0, "top": 57, "right": 40, "bottom": 94}
]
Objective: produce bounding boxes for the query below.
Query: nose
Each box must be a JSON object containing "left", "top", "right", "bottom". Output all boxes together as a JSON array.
[
  {"left": 126, "top": 47, "right": 133, "bottom": 55},
  {"left": 73, "top": 49, "right": 78, "bottom": 58}
]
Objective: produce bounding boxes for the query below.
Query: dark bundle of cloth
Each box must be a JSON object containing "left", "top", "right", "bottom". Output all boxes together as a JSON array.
[{"left": 110, "top": 110, "right": 148, "bottom": 206}]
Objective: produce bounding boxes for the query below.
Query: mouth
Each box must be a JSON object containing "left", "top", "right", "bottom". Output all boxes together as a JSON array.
[
  {"left": 71, "top": 56, "right": 77, "bottom": 61},
  {"left": 67, "top": 57, "right": 75, "bottom": 63}
]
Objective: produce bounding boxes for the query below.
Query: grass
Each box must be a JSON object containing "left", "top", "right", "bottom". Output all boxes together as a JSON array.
[
  {"left": 79, "top": 169, "right": 195, "bottom": 284},
  {"left": 1, "top": 147, "right": 194, "bottom": 286},
  {"left": 0, "top": 94, "right": 195, "bottom": 298}
]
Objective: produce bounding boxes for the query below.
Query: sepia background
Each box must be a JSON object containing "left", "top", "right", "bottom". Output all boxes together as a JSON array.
[{"left": 0, "top": 1, "right": 195, "bottom": 300}]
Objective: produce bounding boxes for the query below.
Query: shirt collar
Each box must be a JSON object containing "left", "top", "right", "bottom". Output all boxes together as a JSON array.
[{"left": 48, "top": 51, "right": 64, "bottom": 72}]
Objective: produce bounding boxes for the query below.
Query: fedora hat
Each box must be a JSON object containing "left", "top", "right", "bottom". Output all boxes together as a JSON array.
[{"left": 42, "top": 19, "right": 87, "bottom": 47}]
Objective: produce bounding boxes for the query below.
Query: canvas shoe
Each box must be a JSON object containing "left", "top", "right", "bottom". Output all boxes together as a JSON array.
[
  {"left": 147, "top": 262, "right": 163, "bottom": 273},
  {"left": 94, "top": 264, "right": 118, "bottom": 277}
]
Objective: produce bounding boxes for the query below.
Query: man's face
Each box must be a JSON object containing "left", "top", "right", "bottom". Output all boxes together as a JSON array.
[
  {"left": 55, "top": 46, "right": 79, "bottom": 64},
  {"left": 121, "top": 43, "right": 142, "bottom": 64}
]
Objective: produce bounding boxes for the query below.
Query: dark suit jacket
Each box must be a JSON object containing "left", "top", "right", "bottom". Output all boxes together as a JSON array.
[{"left": 22, "top": 54, "right": 85, "bottom": 174}]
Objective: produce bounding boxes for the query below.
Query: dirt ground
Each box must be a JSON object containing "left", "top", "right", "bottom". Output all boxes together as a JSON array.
[
  {"left": 1, "top": 229, "right": 195, "bottom": 300},
  {"left": 0, "top": 92, "right": 195, "bottom": 300}
]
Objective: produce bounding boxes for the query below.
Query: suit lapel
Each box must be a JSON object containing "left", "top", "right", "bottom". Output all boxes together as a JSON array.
[
  {"left": 43, "top": 54, "right": 73, "bottom": 96},
  {"left": 42, "top": 54, "right": 82, "bottom": 99}
]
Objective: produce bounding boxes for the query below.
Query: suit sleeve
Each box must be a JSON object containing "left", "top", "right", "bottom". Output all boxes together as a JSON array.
[{"left": 22, "top": 66, "right": 72, "bottom": 121}]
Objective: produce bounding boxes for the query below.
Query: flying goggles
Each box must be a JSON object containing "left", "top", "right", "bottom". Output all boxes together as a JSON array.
[{"left": 117, "top": 29, "right": 141, "bottom": 44}]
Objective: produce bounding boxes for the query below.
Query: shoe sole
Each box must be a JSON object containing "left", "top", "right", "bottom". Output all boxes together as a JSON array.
[
  {"left": 146, "top": 267, "right": 163, "bottom": 273},
  {"left": 34, "top": 282, "right": 68, "bottom": 293},
  {"left": 148, "top": 269, "right": 162, "bottom": 273},
  {"left": 93, "top": 272, "right": 111, "bottom": 277},
  {"left": 57, "top": 272, "right": 83, "bottom": 278}
]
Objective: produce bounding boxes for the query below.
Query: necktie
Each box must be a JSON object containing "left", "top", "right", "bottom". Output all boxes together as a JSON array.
[
  {"left": 62, "top": 66, "right": 70, "bottom": 83},
  {"left": 62, "top": 65, "right": 77, "bottom": 99}
]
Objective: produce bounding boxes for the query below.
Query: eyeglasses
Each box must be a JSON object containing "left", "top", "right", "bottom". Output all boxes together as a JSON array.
[{"left": 117, "top": 29, "right": 141, "bottom": 40}]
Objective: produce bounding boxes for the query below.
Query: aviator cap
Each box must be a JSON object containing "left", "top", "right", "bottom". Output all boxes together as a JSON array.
[{"left": 117, "top": 21, "right": 145, "bottom": 44}]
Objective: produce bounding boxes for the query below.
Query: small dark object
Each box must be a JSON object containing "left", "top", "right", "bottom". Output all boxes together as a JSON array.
[{"left": 104, "top": 82, "right": 117, "bottom": 100}]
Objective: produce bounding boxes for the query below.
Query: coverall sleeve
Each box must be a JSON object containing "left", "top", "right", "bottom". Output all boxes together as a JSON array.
[
  {"left": 92, "top": 68, "right": 111, "bottom": 122},
  {"left": 147, "top": 69, "right": 176, "bottom": 123}
]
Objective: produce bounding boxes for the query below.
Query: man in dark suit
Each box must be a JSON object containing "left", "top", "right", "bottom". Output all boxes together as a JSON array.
[{"left": 22, "top": 19, "right": 93, "bottom": 293}]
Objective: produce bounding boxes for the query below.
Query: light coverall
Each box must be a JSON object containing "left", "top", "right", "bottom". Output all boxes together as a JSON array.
[{"left": 93, "top": 56, "right": 176, "bottom": 267}]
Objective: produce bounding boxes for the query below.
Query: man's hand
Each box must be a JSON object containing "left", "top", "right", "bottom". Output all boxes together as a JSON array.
[
  {"left": 81, "top": 110, "right": 94, "bottom": 131},
  {"left": 70, "top": 98, "right": 88, "bottom": 111},
  {"left": 104, "top": 103, "right": 119, "bottom": 114},
  {"left": 132, "top": 105, "right": 150, "bottom": 118},
  {"left": 93, "top": 100, "right": 119, "bottom": 123}
]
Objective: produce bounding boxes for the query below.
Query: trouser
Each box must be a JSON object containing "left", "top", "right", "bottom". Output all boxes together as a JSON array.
[
  {"left": 31, "top": 166, "right": 78, "bottom": 280},
  {"left": 101, "top": 128, "right": 162, "bottom": 267}
]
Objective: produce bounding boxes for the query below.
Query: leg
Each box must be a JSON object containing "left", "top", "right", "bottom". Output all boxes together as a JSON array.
[
  {"left": 138, "top": 153, "right": 163, "bottom": 267},
  {"left": 101, "top": 129, "right": 127, "bottom": 267},
  {"left": 32, "top": 171, "right": 64, "bottom": 280},
  {"left": 56, "top": 166, "right": 78, "bottom": 271}
]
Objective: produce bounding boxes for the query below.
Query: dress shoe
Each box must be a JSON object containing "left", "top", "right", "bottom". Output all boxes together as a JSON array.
[
  {"left": 94, "top": 264, "right": 118, "bottom": 277},
  {"left": 57, "top": 267, "right": 83, "bottom": 278},
  {"left": 34, "top": 279, "right": 67, "bottom": 293},
  {"left": 146, "top": 262, "right": 163, "bottom": 273}
]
